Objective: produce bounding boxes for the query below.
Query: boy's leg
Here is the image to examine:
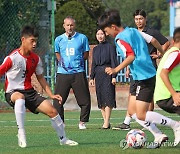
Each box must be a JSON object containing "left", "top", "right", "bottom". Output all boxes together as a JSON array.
[
  {"left": 117, "top": 79, "right": 137, "bottom": 130},
  {"left": 37, "top": 99, "right": 78, "bottom": 146},
  {"left": 132, "top": 77, "right": 170, "bottom": 148},
  {"left": 148, "top": 101, "right": 154, "bottom": 111},
  {"left": 135, "top": 99, "right": 180, "bottom": 146},
  {"left": 10, "top": 92, "right": 27, "bottom": 148},
  {"left": 112, "top": 95, "right": 135, "bottom": 130},
  {"left": 132, "top": 101, "right": 168, "bottom": 148},
  {"left": 145, "top": 111, "right": 180, "bottom": 146}
]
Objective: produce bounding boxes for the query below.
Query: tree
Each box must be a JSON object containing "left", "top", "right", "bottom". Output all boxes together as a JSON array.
[
  {"left": 102, "top": 0, "right": 169, "bottom": 36},
  {"left": 55, "top": 0, "right": 98, "bottom": 44},
  {"left": 78, "top": 0, "right": 105, "bottom": 20}
]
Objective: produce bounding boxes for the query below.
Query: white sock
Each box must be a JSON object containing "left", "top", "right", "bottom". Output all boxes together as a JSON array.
[
  {"left": 123, "top": 116, "right": 132, "bottom": 125},
  {"left": 132, "top": 114, "right": 162, "bottom": 138},
  {"left": 145, "top": 111, "right": 178, "bottom": 129},
  {"left": 51, "top": 114, "right": 66, "bottom": 141},
  {"left": 14, "top": 99, "right": 26, "bottom": 135}
]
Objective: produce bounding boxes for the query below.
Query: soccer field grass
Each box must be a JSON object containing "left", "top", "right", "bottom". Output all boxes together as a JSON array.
[{"left": 0, "top": 110, "right": 179, "bottom": 154}]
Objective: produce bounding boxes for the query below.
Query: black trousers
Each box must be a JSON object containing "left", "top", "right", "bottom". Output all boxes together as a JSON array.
[{"left": 53, "top": 72, "right": 91, "bottom": 122}]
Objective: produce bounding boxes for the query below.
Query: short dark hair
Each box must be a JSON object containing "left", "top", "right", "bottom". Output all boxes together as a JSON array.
[
  {"left": 173, "top": 27, "right": 180, "bottom": 42},
  {"left": 20, "top": 25, "right": 38, "bottom": 38},
  {"left": 98, "top": 9, "right": 121, "bottom": 30},
  {"left": 133, "top": 9, "right": 147, "bottom": 18}
]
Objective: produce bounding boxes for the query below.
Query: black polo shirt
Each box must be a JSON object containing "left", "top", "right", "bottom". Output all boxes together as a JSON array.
[{"left": 142, "top": 26, "right": 168, "bottom": 69}]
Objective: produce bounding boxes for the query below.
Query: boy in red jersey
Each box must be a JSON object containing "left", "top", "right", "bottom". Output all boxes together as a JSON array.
[{"left": 0, "top": 25, "right": 78, "bottom": 148}]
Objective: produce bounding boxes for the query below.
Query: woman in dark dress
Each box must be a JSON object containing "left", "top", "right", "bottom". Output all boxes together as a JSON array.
[{"left": 89, "top": 29, "right": 118, "bottom": 129}]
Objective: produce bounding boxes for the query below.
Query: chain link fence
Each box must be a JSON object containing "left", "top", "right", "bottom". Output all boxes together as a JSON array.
[
  {"left": 0, "top": 0, "right": 55, "bottom": 105},
  {"left": 0, "top": 0, "right": 130, "bottom": 107}
]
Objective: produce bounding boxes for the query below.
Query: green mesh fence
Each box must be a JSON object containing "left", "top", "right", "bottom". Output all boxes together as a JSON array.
[{"left": 0, "top": 0, "right": 55, "bottom": 105}]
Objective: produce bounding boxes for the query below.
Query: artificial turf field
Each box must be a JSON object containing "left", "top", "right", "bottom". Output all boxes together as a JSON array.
[{"left": 0, "top": 110, "right": 179, "bottom": 154}]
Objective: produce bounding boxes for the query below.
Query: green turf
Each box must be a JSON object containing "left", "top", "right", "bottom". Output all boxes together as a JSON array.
[{"left": 0, "top": 110, "right": 179, "bottom": 154}]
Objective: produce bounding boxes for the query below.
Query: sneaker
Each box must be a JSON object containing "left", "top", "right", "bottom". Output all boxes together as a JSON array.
[
  {"left": 112, "top": 123, "right": 130, "bottom": 130},
  {"left": 79, "top": 123, "right": 86, "bottom": 130},
  {"left": 17, "top": 133, "right": 27, "bottom": 148},
  {"left": 147, "top": 134, "right": 168, "bottom": 149},
  {"left": 173, "top": 124, "right": 180, "bottom": 146},
  {"left": 60, "top": 138, "right": 78, "bottom": 146}
]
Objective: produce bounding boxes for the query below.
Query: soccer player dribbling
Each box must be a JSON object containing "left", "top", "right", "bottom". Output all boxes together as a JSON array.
[
  {"left": 98, "top": 9, "right": 180, "bottom": 148},
  {"left": 0, "top": 25, "right": 78, "bottom": 148}
]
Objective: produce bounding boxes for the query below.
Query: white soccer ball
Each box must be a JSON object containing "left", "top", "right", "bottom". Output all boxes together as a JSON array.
[{"left": 126, "top": 129, "right": 146, "bottom": 149}]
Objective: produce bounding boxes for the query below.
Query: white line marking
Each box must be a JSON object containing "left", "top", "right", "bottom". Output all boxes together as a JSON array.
[{"left": 0, "top": 115, "right": 179, "bottom": 123}]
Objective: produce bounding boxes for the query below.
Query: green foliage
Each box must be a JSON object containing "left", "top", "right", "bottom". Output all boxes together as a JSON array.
[
  {"left": 0, "top": 82, "right": 5, "bottom": 103},
  {"left": 0, "top": 0, "right": 41, "bottom": 56},
  {"left": 102, "top": 0, "right": 169, "bottom": 36},
  {"left": 78, "top": 0, "right": 105, "bottom": 19},
  {"left": 0, "top": 89, "right": 5, "bottom": 103},
  {"left": 55, "top": 0, "right": 98, "bottom": 44}
]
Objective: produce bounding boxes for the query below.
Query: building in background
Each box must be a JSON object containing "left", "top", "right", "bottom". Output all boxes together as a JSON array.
[{"left": 169, "top": 0, "right": 180, "bottom": 36}]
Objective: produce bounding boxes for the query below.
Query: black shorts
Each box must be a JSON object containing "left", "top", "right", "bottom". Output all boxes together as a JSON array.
[
  {"left": 157, "top": 97, "right": 180, "bottom": 115},
  {"left": 129, "top": 77, "right": 136, "bottom": 95},
  {"left": 129, "top": 76, "right": 156, "bottom": 103},
  {"left": 54, "top": 72, "right": 90, "bottom": 105},
  {"left": 5, "top": 88, "right": 46, "bottom": 114}
]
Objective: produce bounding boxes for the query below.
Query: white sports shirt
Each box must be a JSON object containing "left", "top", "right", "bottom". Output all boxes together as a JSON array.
[{"left": 0, "top": 49, "right": 43, "bottom": 93}]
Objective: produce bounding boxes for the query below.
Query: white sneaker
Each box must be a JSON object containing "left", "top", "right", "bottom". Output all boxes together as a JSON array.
[
  {"left": 79, "top": 123, "right": 86, "bottom": 130},
  {"left": 60, "top": 138, "right": 78, "bottom": 146},
  {"left": 154, "top": 134, "right": 168, "bottom": 144},
  {"left": 147, "top": 134, "right": 168, "bottom": 149},
  {"left": 17, "top": 133, "right": 27, "bottom": 148},
  {"left": 173, "top": 124, "right": 180, "bottom": 146}
]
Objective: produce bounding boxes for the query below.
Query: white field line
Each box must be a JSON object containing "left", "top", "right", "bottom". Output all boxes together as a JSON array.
[{"left": 0, "top": 115, "right": 179, "bottom": 123}]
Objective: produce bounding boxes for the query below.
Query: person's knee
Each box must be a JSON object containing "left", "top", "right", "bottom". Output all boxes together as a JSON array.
[
  {"left": 136, "top": 113, "right": 146, "bottom": 121},
  {"left": 11, "top": 92, "right": 25, "bottom": 102},
  {"left": 48, "top": 107, "right": 58, "bottom": 118}
]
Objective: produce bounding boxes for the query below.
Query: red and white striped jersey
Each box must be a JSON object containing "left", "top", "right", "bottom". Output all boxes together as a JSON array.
[{"left": 0, "top": 48, "right": 43, "bottom": 93}]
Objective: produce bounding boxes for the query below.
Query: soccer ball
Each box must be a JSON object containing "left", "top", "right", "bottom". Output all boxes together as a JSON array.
[{"left": 126, "top": 129, "right": 146, "bottom": 149}]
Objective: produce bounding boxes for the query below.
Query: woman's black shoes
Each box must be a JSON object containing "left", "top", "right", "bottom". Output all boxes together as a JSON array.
[{"left": 101, "top": 123, "right": 111, "bottom": 129}]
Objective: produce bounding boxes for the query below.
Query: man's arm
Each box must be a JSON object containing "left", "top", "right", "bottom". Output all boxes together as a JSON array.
[
  {"left": 139, "top": 31, "right": 164, "bottom": 55},
  {"left": 150, "top": 37, "right": 164, "bottom": 55},
  {"left": 55, "top": 53, "right": 61, "bottom": 61},
  {"left": 162, "top": 41, "right": 170, "bottom": 52},
  {"left": 36, "top": 74, "right": 62, "bottom": 102},
  {"left": 83, "top": 51, "right": 89, "bottom": 60},
  {"left": 155, "top": 41, "right": 170, "bottom": 59}
]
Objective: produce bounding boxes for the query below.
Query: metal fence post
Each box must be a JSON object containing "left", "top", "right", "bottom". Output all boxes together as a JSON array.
[{"left": 50, "top": 0, "right": 55, "bottom": 92}]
